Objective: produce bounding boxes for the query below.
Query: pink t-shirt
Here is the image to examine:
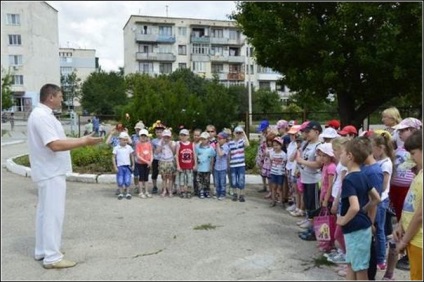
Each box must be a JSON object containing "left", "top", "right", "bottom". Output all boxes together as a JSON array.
[{"left": 320, "top": 162, "right": 336, "bottom": 202}]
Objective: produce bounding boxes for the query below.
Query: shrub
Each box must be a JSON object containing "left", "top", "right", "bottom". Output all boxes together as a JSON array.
[{"left": 245, "top": 140, "right": 259, "bottom": 173}]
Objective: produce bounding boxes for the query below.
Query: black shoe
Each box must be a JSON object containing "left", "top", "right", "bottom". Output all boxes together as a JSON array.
[
  {"left": 152, "top": 186, "right": 158, "bottom": 194},
  {"left": 396, "top": 255, "right": 410, "bottom": 271},
  {"left": 232, "top": 193, "right": 238, "bottom": 202},
  {"left": 239, "top": 195, "right": 245, "bottom": 202}
]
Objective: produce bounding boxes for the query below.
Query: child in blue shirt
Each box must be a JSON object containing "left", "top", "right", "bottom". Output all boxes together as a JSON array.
[
  {"left": 196, "top": 132, "right": 216, "bottom": 199},
  {"left": 214, "top": 132, "right": 230, "bottom": 200}
]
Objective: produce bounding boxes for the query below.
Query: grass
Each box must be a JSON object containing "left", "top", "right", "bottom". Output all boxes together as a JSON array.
[
  {"left": 193, "top": 223, "right": 220, "bottom": 230},
  {"left": 313, "top": 255, "right": 336, "bottom": 268}
]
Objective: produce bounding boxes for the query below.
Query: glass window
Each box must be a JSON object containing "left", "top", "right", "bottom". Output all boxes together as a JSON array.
[
  {"left": 178, "top": 63, "right": 187, "bottom": 69},
  {"left": 211, "top": 64, "right": 224, "bottom": 73},
  {"left": 178, "top": 27, "right": 187, "bottom": 36},
  {"left": 259, "top": 81, "right": 271, "bottom": 89},
  {"left": 229, "top": 64, "right": 241, "bottom": 73},
  {"left": 9, "top": 55, "right": 23, "bottom": 65},
  {"left": 192, "top": 44, "right": 209, "bottom": 55},
  {"left": 210, "top": 46, "right": 223, "bottom": 56},
  {"left": 229, "top": 29, "right": 239, "bottom": 40},
  {"left": 7, "top": 14, "right": 20, "bottom": 25},
  {"left": 139, "top": 62, "right": 153, "bottom": 74},
  {"left": 159, "top": 63, "right": 172, "bottom": 74},
  {"left": 12, "top": 75, "right": 24, "bottom": 85},
  {"left": 158, "top": 45, "right": 172, "bottom": 53},
  {"left": 60, "top": 67, "right": 73, "bottom": 76},
  {"left": 8, "top": 34, "right": 22, "bottom": 45},
  {"left": 159, "top": 26, "right": 172, "bottom": 36},
  {"left": 211, "top": 29, "right": 223, "bottom": 38},
  {"left": 178, "top": 45, "right": 187, "bottom": 55},
  {"left": 192, "top": 62, "right": 205, "bottom": 72}
]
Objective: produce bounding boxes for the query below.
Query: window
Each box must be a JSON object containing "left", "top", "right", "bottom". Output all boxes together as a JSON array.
[
  {"left": 159, "top": 63, "right": 172, "bottom": 74},
  {"left": 142, "top": 26, "right": 149, "bottom": 34},
  {"left": 9, "top": 55, "right": 23, "bottom": 66},
  {"left": 229, "top": 47, "right": 239, "bottom": 56},
  {"left": 210, "top": 46, "right": 223, "bottom": 56},
  {"left": 192, "top": 62, "right": 205, "bottom": 72},
  {"left": 178, "top": 63, "right": 187, "bottom": 69},
  {"left": 246, "top": 47, "right": 254, "bottom": 56},
  {"left": 60, "top": 57, "right": 73, "bottom": 63},
  {"left": 8, "top": 34, "right": 22, "bottom": 45},
  {"left": 178, "top": 27, "right": 187, "bottom": 36},
  {"left": 159, "top": 26, "right": 172, "bottom": 36},
  {"left": 7, "top": 14, "right": 20, "bottom": 25},
  {"left": 178, "top": 45, "right": 187, "bottom": 55},
  {"left": 139, "top": 62, "right": 153, "bottom": 74},
  {"left": 140, "top": 45, "right": 151, "bottom": 53},
  {"left": 211, "top": 28, "right": 223, "bottom": 38},
  {"left": 158, "top": 45, "right": 172, "bottom": 53},
  {"left": 12, "top": 75, "right": 24, "bottom": 85},
  {"left": 246, "top": 64, "right": 254, "bottom": 74},
  {"left": 229, "top": 64, "right": 241, "bottom": 73},
  {"left": 60, "top": 67, "right": 73, "bottom": 76},
  {"left": 211, "top": 64, "right": 224, "bottom": 73},
  {"left": 257, "top": 66, "right": 276, "bottom": 74},
  {"left": 192, "top": 44, "right": 209, "bottom": 55},
  {"left": 229, "top": 29, "right": 239, "bottom": 40},
  {"left": 259, "top": 81, "right": 271, "bottom": 90}
]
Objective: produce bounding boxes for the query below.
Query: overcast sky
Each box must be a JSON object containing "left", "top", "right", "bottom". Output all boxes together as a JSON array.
[{"left": 47, "top": 1, "right": 238, "bottom": 72}]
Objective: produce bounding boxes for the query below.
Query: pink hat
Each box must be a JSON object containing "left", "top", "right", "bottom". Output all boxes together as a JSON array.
[
  {"left": 276, "top": 120, "right": 288, "bottom": 129},
  {"left": 299, "top": 121, "right": 310, "bottom": 131},
  {"left": 397, "top": 118, "right": 422, "bottom": 130},
  {"left": 287, "top": 125, "right": 301, "bottom": 134}
]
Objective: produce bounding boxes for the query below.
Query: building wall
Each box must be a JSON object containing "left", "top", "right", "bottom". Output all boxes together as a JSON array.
[
  {"left": 123, "top": 15, "right": 286, "bottom": 97},
  {"left": 1, "top": 1, "right": 59, "bottom": 111}
]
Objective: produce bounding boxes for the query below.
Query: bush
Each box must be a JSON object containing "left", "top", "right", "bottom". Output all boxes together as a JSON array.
[
  {"left": 71, "top": 143, "right": 114, "bottom": 173},
  {"left": 245, "top": 140, "right": 259, "bottom": 173}
]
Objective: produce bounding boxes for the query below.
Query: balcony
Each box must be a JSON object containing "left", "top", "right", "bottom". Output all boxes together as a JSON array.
[
  {"left": 210, "top": 37, "right": 229, "bottom": 45},
  {"left": 228, "top": 55, "right": 245, "bottom": 63},
  {"left": 135, "top": 34, "right": 176, "bottom": 44},
  {"left": 191, "top": 54, "right": 209, "bottom": 62},
  {"left": 227, "top": 72, "right": 245, "bottom": 81},
  {"left": 190, "top": 36, "right": 210, "bottom": 44},
  {"left": 228, "top": 38, "right": 245, "bottom": 45},
  {"left": 136, "top": 52, "right": 176, "bottom": 62},
  {"left": 209, "top": 55, "right": 228, "bottom": 62}
]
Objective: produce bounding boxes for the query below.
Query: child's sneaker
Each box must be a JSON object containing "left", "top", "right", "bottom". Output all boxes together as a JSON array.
[
  {"left": 125, "top": 193, "right": 132, "bottom": 200},
  {"left": 286, "top": 204, "right": 297, "bottom": 212},
  {"left": 232, "top": 193, "right": 238, "bottom": 201},
  {"left": 152, "top": 186, "right": 158, "bottom": 194},
  {"left": 296, "top": 218, "right": 309, "bottom": 226},
  {"left": 205, "top": 192, "right": 211, "bottom": 198},
  {"left": 199, "top": 190, "right": 205, "bottom": 199},
  {"left": 218, "top": 196, "right": 225, "bottom": 201},
  {"left": 377, "top": 262, "right": 387, "bottom": 271},
  {"left": 239, "top": 195, "right": 245, "bottom": 202},
  {"left": 115, "top": 189, "right": 120, "bottom": 196},
  {"left": 139, "top": 192, "right": 146, "bottom": 199},
  {"left": 328, "top": 253, "right": 347, "bottom": 264},
  {"left": 145, "top": 192, "right": 152, "bottom": 198},
  {"left": 117, "top": 193, "right": 124, "bottom": 200},
  {"left": 186, "top": 192, "right": 192, "bottom": 199}
]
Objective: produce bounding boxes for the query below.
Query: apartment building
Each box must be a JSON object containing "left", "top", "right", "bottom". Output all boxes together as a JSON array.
[
  {"left": 123, "top": 15, "right": 291, "bottom": 101},
  {"left": 59, "top": 48, "right": 98, "bottom": 107},
  {"left": 1, "top": 1, "right": 60, "bottom": 113}
]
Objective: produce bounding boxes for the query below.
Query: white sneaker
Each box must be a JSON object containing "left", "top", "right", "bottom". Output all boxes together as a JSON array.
[
  {"left": 296, "top": 218, "right": 308, "bottom": 226},
  {"left": 145, "top": 192, "right": 152, "bottom": 198},
  {"left": 138, "top": 192, "right": 146, "bottom": 199},
  {"left": 286, "top": 204, "right": 297, "bottom": 212},
  {"left": 291, "top": 209, "right": 305, "bottom": 217},
  {"left": 299, "top": 220, "right": 312, "bottom": 229}
]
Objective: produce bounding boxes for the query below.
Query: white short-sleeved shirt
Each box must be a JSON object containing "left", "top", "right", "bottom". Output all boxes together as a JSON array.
[
  {"left": 378, "top": 157, "right": 393, "bottom": 201},
  {"left": 113, "top": 144, "right": 134, "bottom": 166},
  {"left": 27, "top": 103, "right": 72, "bottom": 182},
  {"left": 332, "top": 162, "right": 348, "bottom": 198},
  {"left": 298, "top": 141, "right": 322, "bottom": 184},
  {"left": 286, "top": 140, "right": 298, "bottom": 172}
]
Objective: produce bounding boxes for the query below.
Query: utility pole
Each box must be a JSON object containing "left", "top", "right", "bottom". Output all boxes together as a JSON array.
[{"left": 247, "top": 45, "right": 252, "bottom": 127}]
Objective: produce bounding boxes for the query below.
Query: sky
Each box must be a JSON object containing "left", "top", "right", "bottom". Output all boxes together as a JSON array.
[{"left": 47, "top": 1, "right": 238, "bottom": 72}]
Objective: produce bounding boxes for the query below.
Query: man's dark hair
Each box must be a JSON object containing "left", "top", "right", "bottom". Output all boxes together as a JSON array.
[
  {"left": 40, "top": 84, "right": 61, "bottom": 102},
  {"left": 404, "top": 129, "right": 422, "bottom": 152}
]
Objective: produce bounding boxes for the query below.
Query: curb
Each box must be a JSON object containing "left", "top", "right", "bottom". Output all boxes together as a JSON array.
[
  {"left": 1, "top": 140, "right": 25, "bottom": 147},
  {"left": 6, "top": 155, "right": 263, "bottom": 185}
]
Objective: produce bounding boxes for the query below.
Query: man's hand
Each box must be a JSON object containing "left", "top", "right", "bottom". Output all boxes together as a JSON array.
[{"left": 83, "top": 133, "right": 104, "bottom": 145}]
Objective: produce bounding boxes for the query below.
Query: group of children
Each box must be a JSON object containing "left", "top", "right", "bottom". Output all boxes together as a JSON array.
[
  {"left": 107, "top": 121, "right": 250, "bottom": 203},
  {"left": 255, "top": 114, "right": 422, "bottom": 280}
]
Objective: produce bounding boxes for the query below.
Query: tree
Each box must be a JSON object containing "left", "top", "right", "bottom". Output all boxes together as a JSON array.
[
  {"left": 60, "top": 71, "right": 82, "bottom": 111},
  {"left": 80, "top": 70, "right": 127, "bottom": 116},
  {"left": 231, "top": 2, "right": 422, "bottom": 128},
  {"left": 1, "top": 68, "right": 14, "bottom": 110}
]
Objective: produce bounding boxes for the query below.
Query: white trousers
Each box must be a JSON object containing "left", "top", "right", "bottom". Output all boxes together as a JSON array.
[{"left": 34, "top": 175, "right": 66, "bottom": 264}]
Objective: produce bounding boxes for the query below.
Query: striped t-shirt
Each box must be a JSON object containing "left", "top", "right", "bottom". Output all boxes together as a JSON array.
[{"left": 228, "top": 139, "right": 246, "bottom": 168}]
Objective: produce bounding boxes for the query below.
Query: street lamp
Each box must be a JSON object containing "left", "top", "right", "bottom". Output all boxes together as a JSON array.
[{"left": 247, "top": 44, "right": 252, "bottom": 127}]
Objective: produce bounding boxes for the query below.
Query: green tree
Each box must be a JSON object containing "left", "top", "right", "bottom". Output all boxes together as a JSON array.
[
  {"left": 231, "top": 2, "right": 422, "bottom": 128},
  {"left": 80, "top": 70, "right": 127, "bottom": 116},
  {"left": 60, "top": 71, "right": 82, "bottom": 111},
  {"left": 252, "top": 88, "right": 282, "bottom": 115},
  {"left": 1, "top": 68, "right": 14, "bottom": 110}
]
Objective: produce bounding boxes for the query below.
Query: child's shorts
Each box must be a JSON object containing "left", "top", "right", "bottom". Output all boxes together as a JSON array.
[
  {"left": 270, "top": 174, "right": 285, "bottom": 185},
  {"left": 159, "top": 160, "right": 175, "bottom": 175},
  {"left": 296, "top": 178, "right": 304, "bottom": 193},
  {"left": 344, "top": 226, "right": 372, "bottom": 272}
]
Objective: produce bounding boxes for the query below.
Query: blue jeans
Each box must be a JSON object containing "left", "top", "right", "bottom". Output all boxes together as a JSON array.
[
  {"left": 230, "top": 166, "right": 245, "bottom": 190},
  {"left": 116, "top": 165, "right": 132, "bottom": 188},
  {"left": 214, "top": 169, "right": 227, "bottom": 197},
  {"left": 375, "top": 198, "right": 389, "bottom": 264}
]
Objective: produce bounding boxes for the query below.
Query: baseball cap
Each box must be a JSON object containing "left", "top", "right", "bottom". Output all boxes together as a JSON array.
[
  {"left": 162, "top": 129, "right": 172, "bottom": 137},
  {"left": 134, "top": 121, "right": 145, "bottom": 129},
  {"left": 276, "top": 120, "right": 288, "bottom": 129},
  {"left": 257, "top": 120, "right": 270, "bottom": 132},
  {"left": 303, "top": 121, "right": 323, "bottom": 133},
  {"left": 317, "top": 143, "right": 335, "bottom": 157},
  {"left": 299, "top": 121, "right": 310, "bottom": 131},
  {"left": 397, "top": 117, "right": 422, "bottom": 130},
  {"left": 200, "top": 132, "right": 210, "bottom": 139},
  {"left": 179, "top": 129, "right": 190, "bottom": 136},
  {"left": 234, "top": 126, "right": 244, "bottom": 133},
  {"left": 338, "top": 125, "right": 357, "bottom": 136},
  {"left": 325, "top": 119, "right": 340, "bottom": 130},
  {"left": 320, "top": 127, "right": 340, "bottom": 139},
  {"left": 287, "top": 125, "right": 301, "bottom": 135},
  {"left": 139, "top": 129, "right": 149, "bottom": 136},
  {"left": 119, "top": 132, "right": 129, "bottom": 139},
  {"left": 217, "top": 132, "right": 228, "bottom": 139},
  {"left": 273, "top": 137, "right": 283, "bottom": 145}
]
